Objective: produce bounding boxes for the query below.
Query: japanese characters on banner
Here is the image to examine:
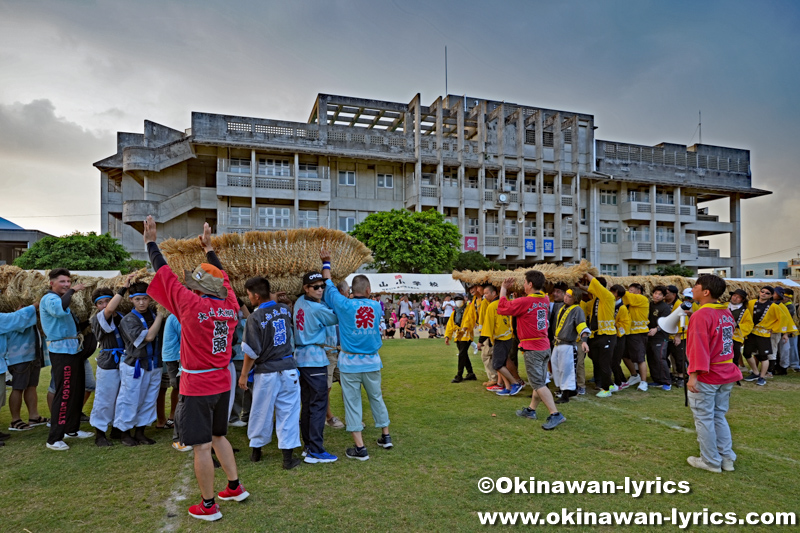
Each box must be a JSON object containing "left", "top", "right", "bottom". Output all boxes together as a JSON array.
[
  {"left": 344, "top": 273, "right": 466, "bottom": 294},
  {"left": 464, "top": 236, "right": 478, "bottom": 251}
]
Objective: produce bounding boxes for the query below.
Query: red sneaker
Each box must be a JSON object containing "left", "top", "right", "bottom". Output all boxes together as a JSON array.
[
  {"left": 188, "top": 501, "right": 222, "bottom": 521},
  {"left": 218, "top": 483, "right": 250, "bottom": 502},
  {"left": 486, "top": 385, "right": 504, "bottom": 391}
]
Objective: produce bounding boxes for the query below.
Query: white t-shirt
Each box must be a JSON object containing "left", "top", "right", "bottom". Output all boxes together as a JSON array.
[
  {"left": 442, "top": 300, "right": 455, "bottom": 317},
  {"left": 399, "top": 300, "right": 411, "bottom": 316}
]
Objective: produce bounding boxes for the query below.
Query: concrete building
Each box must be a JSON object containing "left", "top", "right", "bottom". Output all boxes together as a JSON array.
[
  {"left": 742, "top": 261, "right": 790, "bottom": 279},
  {"left": 94, "top": 93, "right": 770, "bottom": 274},
  {"left": 0, "top": 217, "right": 51, "bottom": 265}
]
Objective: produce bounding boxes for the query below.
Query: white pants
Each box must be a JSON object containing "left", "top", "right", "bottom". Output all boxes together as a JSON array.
[
  {"left": 113, "top": 362, "right": 161, "bottom": 432},
  {"left": 90, "top": 367, "right": 120, "bottom": 432},
  {"left": 769, "top": 333, "right": 781, "bottom": 361},
  {"left": 550, "top": 345, "right": 577, "bottom": 392},
  {"left": 247, "top": 369, "right": 301, "bottom": 449},
  {"left": 228, "top": 361, "right": 236, "bottom": 420}
]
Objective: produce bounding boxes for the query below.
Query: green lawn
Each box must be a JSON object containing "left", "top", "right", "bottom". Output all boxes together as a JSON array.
[{"left": 1, "top": 339, "right": 798, "bottom": 532}]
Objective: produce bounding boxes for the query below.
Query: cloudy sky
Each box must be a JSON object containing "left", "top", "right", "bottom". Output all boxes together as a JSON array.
[{"left": 1, "top": 0, "right": 798, "bottom": 264}]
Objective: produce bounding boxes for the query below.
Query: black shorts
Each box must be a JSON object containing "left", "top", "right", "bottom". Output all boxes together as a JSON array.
[
  {"left": 626, "top": 333, "right": 647, "bottom": 364},
  {"left": 8, "top": 359, "right": 41, "bottom": 390},
  {"left": 164, "top": 361, "right": 180, "bottom": 389},
  {"left": 743, "top": 335, "right": 772, "bottom": 362},
  {"left": 492, "top": 338, "right": 514, "bottom": 370},
  {"left": 177, "top": 391, "right": 230, "bottom": 446}
]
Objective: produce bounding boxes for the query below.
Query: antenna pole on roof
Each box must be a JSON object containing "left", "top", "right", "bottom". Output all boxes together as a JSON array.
[
  {"left": 445, "top": 46, "right": 448, "bottom": 96},
  {"left": 699, "top": 110, "right": 702, "bottom": 144}
]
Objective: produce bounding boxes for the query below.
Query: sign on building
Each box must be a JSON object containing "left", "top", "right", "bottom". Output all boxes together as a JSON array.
[
  {"left": 464, "top": 236, "right": 478, "bottom": 251},
  {"left": 524, "top": 238, "right": 536, "bottom": 255},
  {"left": 543, "top": 239, "right": 555, "bottom": 254}
]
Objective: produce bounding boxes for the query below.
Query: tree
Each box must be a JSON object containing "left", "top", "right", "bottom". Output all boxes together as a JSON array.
[
  {"left": 453, "top": 251, "right": 506, "bottom": 272},
  {"left": 14, "top": 232, "right": 148, "bottom": 273},
  {"left": 654, "top": 264, "right": 695, "bottom": 277},
  {"left": 350, "top": 209, "right": 461, "bottom": 273}
]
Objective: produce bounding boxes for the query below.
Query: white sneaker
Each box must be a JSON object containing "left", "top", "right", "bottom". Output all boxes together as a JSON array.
[
  {"left": 228, "top": 420, "right": 247, "bottom": 428},
  {"left": 721, "top": 458, "right": 735, "bottom": 472},
  {"left": 608, "top": 384, "right": 620, "bottom": 393},
  {"left": 172, "top": 442, "right": 193, "bottom": 452},
  {"left": 46, "top": 440, "right": 70, "bottom": 451},
  {"left": 325, "top": 416, "right": 345, "bottom": 429},
  {"left": 626, "top": 375, "right": 641, "bottom": 386},
  {"left": 64, "top": 430, "right": 93, "bottom": 439},
  {"left": 637, "top": 382, "right": 649, "bottom": 392},
  {"left": 687, "top": 456, "right": 722, "bottom": 473}
]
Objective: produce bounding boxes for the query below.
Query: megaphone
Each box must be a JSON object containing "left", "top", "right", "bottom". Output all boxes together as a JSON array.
[
  {"left": 518, "top": 215, "right": 525, "bottom": 224},
  {"left": 658, "top": 306, "right": 686, "bottom": 335}
]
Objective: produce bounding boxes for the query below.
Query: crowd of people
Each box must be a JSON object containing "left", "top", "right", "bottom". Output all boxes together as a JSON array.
[
  {"left": 381, "top": 295, "right": 454, "bottom": 339},
  {"left": 0, "top": 217, "right": 392, "bottom": 522}
]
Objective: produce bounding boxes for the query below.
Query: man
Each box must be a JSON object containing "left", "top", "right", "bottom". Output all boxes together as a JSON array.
[
  {"left": 579, "top": 274, "right": 617, "bottom": 397},
  {"left": 783, "top": 288, "right": 800, "bottom": 371},
  {"left": 321, "top": 249, "right": 392, "bottom": 461},
  {"left": 162, "top": 312, "right": 191, "bottom": 452},
  {"left": 445, "top": 295, "right": 477, "bottom": 383},
  {"left": 610, "top": 285, "right": 631, "bottom": 389},
  {"left": 646, "top": 286, "right": 673, "bottom": 390},
  {"left": 549, "top": 288, "right": 590, "bottom": 404},
  {"left": 0, "top": 302, "right": 40, "bottom": 446},
  {"left": 622, "top": 283, "right": 650, "bottom": 391},
  {"left": 742, "top": 286, "right": 785, "bottom": 386},
  {"left": 499, "top": 271, "right": 565, "bottom": 430},
  {"left": 728, "top": 289, "right": 754, "bottom": 372},
  {"left": 144, "top": 216, "right": 248, "bottom": 521},
  {"left": 773, "top": 287, "right": 797, "bottom": 374},
  {"left": 441, "top": 295, "right": 455, "bottom": 327},
  {"left": 323, "top": 280, "right": 349, "bottom": 430},
  {"left": 89, "top": 274, "right": 135, "bottom": 447},
  {"left": 686, "top": 273, "right": 742, "bottom": 473},
  {"left": 6, "top": 304, "right": 46, "bottom": 432},
  {"left": 670, "top": 288, "right": 699, "bottom": 388},
  {"left": 547, "top": 282, "right": 567, "bottom": 347},
  {"left": 41, "top": 269, "right": 94, "bottom": 450},
  {"left": 294, "top": 271, "right": 340, "bottom": 464},
  {"left": 481, "top": 285, "right": 524, "bottom": 396}
]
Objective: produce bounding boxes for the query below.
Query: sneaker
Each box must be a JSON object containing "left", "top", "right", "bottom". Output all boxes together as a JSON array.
[
  {"left": 228, "top": 420, "right": 247, "bottom": 428},
  {"left": 451, "top": 375, "right": 463, "bottom": 383},
  {"left": 555, "top": 395, "right": 570, "bottom": 404},
  {"left": 647, "top": 382, "right": 660, "bottom": 387},
  {"left": 172, "top": 442, "right": 193, "bottom": 452},
  {"left": 674, "top": 379, "right": 685, "bottom": 388},
  {"left": 46, "top": 440, "right": 69, "bottom": 451},
  {"left": 687, "top": 456, "right": 721, "bottom": 473},
  {"left": 637, "top": 382, "right": 649, "bottom": 392},
  {"left": 376, "top": 435, "right": 393, "bottom": 448},
  {"left": 509, "top": 382, "right": 524, "bottom": 396},
  {"left": 486, "top": 385, "right": 504, "bottom": 392},
  {"left": 218, "top": 484, "right": 250, "bottom": 502},
  {"left": 325, "top": 416, "right": 345, "bottom": 429},
  {"left": 495, "top": 388, "right": 512, "bottom": 396},
  {"left": 577, "top": 387, "right": 586, "bottom": 395},
  {"left": 596, "top": 390, "right": 612, "bottom": 398},
  {"left": 471, "top": 342, "right": 479, "bottom": 354},
  {"left": 662, "top": 384, "right": 672, "bottom": 391},
  {"left": 305, "top": 450, "right": 339, "bottom": 463},
  {"left": 188, "top": 501, "right": 222, "bottom": 521},
  {"left": 608, "top": 384, "right": 619, "bottom": 393},
  {"left": 721, "top": 458, "right": 735, "bottom": 472},
  {"left": 743, "top": 372, "right": 759, "bottom": 382},
  {"left": 766, "top": 372, "right": 773, "bottom": 378},
  {"left": 345, "top": 446, "right": 370, "bottom": 461},
  {"left": 542, "top": 412, "right": 566, "bottom": 430},
  {"left": 516, "top": 407, "right": 537, "bottom": 420},
  {"left": 625, "top": 374, "right": 641, "bottom": 386},
  {"left": 757, "top": 377, "right": 767, "bottom": 386},
  {"left": 464, "top": 373, "right": 477, "bottom": 381},
  {"left": 65, "top": 430, "right": 93, "bottom": 439}
]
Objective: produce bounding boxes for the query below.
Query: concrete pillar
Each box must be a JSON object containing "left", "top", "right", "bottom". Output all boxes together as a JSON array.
[
  {"left": 730, "top": 193, "right": 742, "bottom": 276},
  {"left": 650, "top": 184, "right": 657, "bottom": 265},
  {"left": 411, "top": 94, "right": 422, "bottom": 213},
  {"left": 455, "top": 97, "right": 466, "bottom": 244},
  {"left": 588, "top": 180, "right": 599, "bottom": 267},
  {"left": 674, "top": 186, "right": 682, "bottom": 264},
  {"left": 250, "top": 149, "right": 257, "bottom": 229},
  {"left": 435, "top": 97, "right": 444, "bottom": 214},
  {"left": 294, "top": 153, "right": 300, "bottom": 225},
  {"left": 477, "top": 101, "right": 487, "bottom": 253}
]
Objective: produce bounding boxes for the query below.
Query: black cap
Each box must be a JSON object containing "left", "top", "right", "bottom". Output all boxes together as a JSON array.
[
  {"left": 303, "top": 271, "right": 324, "bottom": 286},
  {"left": 454, "top": 294, "right": 465, "bottom": 301},
  {"left": 729, "top": 289, "right": 747, "bottom": 300},
  {"left": 785, "top": 288, "right": 794, "bottom": 296},
  {"left": 762, "top": 285, "right": 775, "bottom": 295},
  {"left": 666, "top": 285, "right": 680, "bottom": 295},
  {"left": 553, "top": 282, "right": 568, "bottom": 291},
  {"left": 774, "top": 286, "right": 785, "bottom": 297}
]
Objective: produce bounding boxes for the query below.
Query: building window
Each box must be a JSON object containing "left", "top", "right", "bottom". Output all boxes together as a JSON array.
[
  {"left": 600, "top": 264, "right": 618, "bottom": 276},
  {"left": 745, "top": 270, "right": 754, "bottom": 277},
  {"left": 600, "top": 227, "right": 618, "bottom": 244},
  {"left": 580, "top": 208, "right": 587, "bottom": 224},
  {"left": 523, "top": 220, "right": 536, "bottom": 237},
  {"left": 298, "top": 163, "right": 318, "bottom": 178},
  {"left": 765, "top": 269, "right": 774, "bottom": 276},
  {"left": 257, "top": 207, "right": 291, "bottom": 228},
  {"left": 297, "top": 210, "right": 319, "bottom": 228},
  {"left": 338, "top": 171, "right": 355, "bottom": 186},
  {"left": 377, "top": 174, "right": 393, "bottom": 188},
  {"left": 230, "top": 158, "right": 251, "bottom": 174},
  {"left": 629, "top": 264, "right": 639, "bottom": 275},
  {"left": 258, "top": 158, "right": 291, "bottom": 177},
  {"left": 503, "top": 219, "right": 518, "bottom": 236},
  {"left": 782, "top": 268, "right": 789, "bottom": 277},
  {"left": 339, "top": 216, "right": 356, "bottom": 232},
  {"left": 467, "top": 218, "right": 479, "bottom": 235},
  {"left": 581, "top": 248, "right": 587, "bottom": 259},
  {"left": 656, "top": 227, "right": 675, "bottom": 243},
  {"left": 600, "top": 189, "right": 617, "bottom": 205},
  {"left": 229, "top": 207, "right": 251, "bottom": 226}
]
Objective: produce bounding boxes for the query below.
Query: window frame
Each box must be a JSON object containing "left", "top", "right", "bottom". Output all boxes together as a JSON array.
[{"left": 338, "top": 170, "right": 356, "bottom": 186}]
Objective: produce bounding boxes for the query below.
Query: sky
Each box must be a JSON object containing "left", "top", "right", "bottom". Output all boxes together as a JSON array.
[{"left": 1, "top": 0, "right": 798, "bottom": 264}]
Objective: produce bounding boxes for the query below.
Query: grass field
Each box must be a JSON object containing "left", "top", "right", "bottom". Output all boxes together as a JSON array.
[{"left": 1, "top": 338, "right": 798, "bottom": 532}]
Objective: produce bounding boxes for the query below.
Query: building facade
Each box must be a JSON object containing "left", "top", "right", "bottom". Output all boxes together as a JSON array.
[
  {"left": 95, "top": 93, "right": 769, "bottom": 275},
  {"left": 742, "top": 262, "right": 790, "bottom": 279},
  {"left": 0, "top": 217, "right": 50, "bottom": 265}
]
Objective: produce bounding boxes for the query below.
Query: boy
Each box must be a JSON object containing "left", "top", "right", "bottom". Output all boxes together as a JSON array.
[
  {"left": 294, "top": 271, "right": 339, "bottom": 464},
  {"left": 89, "top": 274, "right": 134, "bottom": 446},
  {"left": 610, "top": 285, "right": 631, "bottom": 389},
  {"left": 445, "top": 295, "right": 477, "bottom": 383},
  {"left": 239, "top": 276, "right": 302, "bottom": 469},
  {"left": 321, "top": 249, "right": 392, "bottom": 461},
  {"left": 115, "top": 281, "right": 164, "bottom": 446},
  {"left": 549, "top": 288, "right": 590, "bottom": 404},
  {"left": 481, "top": 285, "right": 524, "bottom": 396},
  {"left": 646, "top": 286, "right": 673, "bottom": 390},
  {"left": 0, "top": 302, "right": 40, "bottom": 446},
  {"left": 579, "top": 274, "right": 617, "bottom": 397},
  {"left": 622, "top": 283, "right": 650, "bottom": 391},
  {"left": 6, "top": 305, "right": 47, "bottom": 432},
  {"left": 686, "top": 274, "right": 742, "bottom": 473}
]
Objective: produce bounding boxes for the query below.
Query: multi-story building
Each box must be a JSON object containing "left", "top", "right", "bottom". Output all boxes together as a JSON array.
[
  {"left": 95, "top": 93, "right": 769, "bottom": 275},
  {"left": 742, "top": 261, "right": 790, "bottom": 279},
  {"left": 0, "top": 217, "right": 50, "bottom": 265}
]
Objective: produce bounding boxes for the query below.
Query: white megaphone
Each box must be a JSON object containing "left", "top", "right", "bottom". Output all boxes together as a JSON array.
[{"left": 658, "top": 306, "right": 686, "bottom": 335}]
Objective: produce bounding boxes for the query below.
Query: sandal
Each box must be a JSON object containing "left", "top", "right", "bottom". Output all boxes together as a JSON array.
[
  {"left": 28, "top": 416, "right": 49, "bottom": 427},
  {"left": 164, "top": 419, "right": 175, "bottom": 429},
  {"left": 9, "top": 419, "right": 31, "bottom": 431}
]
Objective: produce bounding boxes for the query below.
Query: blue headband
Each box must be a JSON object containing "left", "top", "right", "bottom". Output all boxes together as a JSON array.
[
  {"left": 93, "top": 295, "right": 112, "bottom": 304},
  {"left": 129, "top": 292, "right": 149, "bottom": 298}
]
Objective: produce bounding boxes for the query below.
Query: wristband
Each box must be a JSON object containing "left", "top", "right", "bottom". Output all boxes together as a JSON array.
[
  {"left": 322, "top": 261, "right": 331, "bottom": 270},
  {"left": 117, "top": 286, "right": 128, "bottom": 297}
]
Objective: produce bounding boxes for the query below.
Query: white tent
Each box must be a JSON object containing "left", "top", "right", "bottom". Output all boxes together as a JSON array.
[
  {"left": 724, "top": 278, "right": 800, "bottom": 287},
  {"left": 344, "top": 273, "right": 465, "bottom": 294}
]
